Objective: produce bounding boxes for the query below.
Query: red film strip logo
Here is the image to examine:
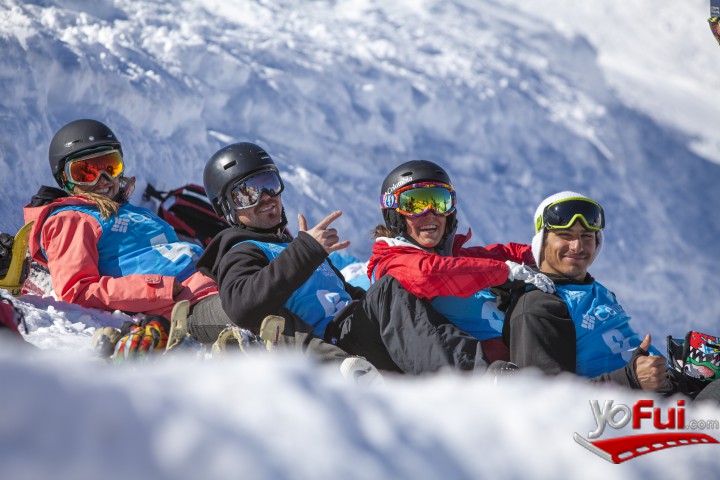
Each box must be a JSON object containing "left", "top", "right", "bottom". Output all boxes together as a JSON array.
[{"left": 574, "top": 432, "right": 718, "bottom": 464}]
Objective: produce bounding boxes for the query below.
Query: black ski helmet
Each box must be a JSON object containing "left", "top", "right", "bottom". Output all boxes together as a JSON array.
[
  {"left": 203, "top": 142, "right": 285, "bottom": 229},
  {"left": 380, "top": 160, "right": 458, "bottom": 251},
  {"left": 48, "top": 119, "right": 122, "bottom": 187}
]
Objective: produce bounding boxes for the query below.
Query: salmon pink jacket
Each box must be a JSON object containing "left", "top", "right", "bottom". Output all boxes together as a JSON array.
[{"left": 23, "top": 196, "right": 217, "bottom": 319}]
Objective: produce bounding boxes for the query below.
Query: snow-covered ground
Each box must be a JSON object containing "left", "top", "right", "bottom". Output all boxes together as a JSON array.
[
  {"left": 5, "top": 289, "right": 720, "bottom": 479},
  {"left": 2, "top": 0, "right": 720, "bottom": 476}
]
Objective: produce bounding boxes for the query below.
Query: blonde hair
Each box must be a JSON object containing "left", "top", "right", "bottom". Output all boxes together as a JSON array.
[{"left": 70, "top": 176, "right": 135, "bottom": 220}]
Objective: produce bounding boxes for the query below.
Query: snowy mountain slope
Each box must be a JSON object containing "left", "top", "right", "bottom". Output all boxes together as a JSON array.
[
  {"left": 515, "top": 0, "right": 720, "bottom": 164},
  {"left": 1, "top": 0, "right": 719, "bottom": 338}
]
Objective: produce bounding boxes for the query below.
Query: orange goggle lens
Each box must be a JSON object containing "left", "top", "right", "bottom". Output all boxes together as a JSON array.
[
  {"left": 65, "top": 149, "right": 124, "bottom": 186},
  {"left": 381, "top": 182, "right": 456, "bottom": 217}
]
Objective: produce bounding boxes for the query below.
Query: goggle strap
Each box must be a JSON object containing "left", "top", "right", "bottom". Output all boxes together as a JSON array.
[
  {"left": 393, "top": 181, "right": 454, "bottom": 195},
  {"left": 65, "top": 145, "right": 116, "bottom": 161},
  {"left": 545, "top": 196, "right": 601, "bottom": 211}
]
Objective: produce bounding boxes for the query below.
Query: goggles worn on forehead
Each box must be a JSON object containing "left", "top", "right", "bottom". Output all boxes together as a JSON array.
[
  {"left": 228, "top": 169, "right": 284, "bottom": 209},
  {"left": 381, "top": 182, "right": 456, "bottom": 217},
  {"left": 536, "top": 197, "right": 605, "bottom": 233},
  {"left": 64, "top": 148, "right": 124, "bottom": 186}
]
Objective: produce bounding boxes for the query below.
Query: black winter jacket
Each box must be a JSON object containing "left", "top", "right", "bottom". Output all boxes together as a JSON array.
[
  {"left": 196, "top": 227, "right": 364, "bottom": 332},
  {"left": 502, "top": 271, "right": 644, "bottom": 389}
]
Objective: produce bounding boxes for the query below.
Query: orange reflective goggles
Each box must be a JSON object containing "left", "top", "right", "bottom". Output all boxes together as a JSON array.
[
  {"left": 381, "top": 182, "right": 456, "bottom": 217},
  {"left": 64, "top": 149, "right": 124, "bottom": 186}
]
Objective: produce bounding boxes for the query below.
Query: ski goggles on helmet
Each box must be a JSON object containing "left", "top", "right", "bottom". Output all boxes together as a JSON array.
[
  {"left": 381, "top": 182, "right": 456, "bottom": 217},
  {"left": 535, "top": 197, "right": 605, "bottom": 233},
  {"left": 63, "top": 148, "right": 124, "bottom": 186},
  {"left": 228, "top": 169, "right": 284, "bottom": 209}
]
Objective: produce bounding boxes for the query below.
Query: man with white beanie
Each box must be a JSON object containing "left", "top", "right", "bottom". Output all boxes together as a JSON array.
[{"left": 502, "top": 191, "right": 668, "bottom": 390}]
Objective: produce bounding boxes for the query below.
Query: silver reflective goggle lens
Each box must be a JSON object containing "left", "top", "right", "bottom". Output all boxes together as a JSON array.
[{"left": 228, "top": 169, "right": 284, "bottom": 209}]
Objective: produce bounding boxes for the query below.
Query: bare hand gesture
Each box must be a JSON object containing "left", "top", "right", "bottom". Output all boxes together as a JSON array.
[
  {"left": 298, "top": 211, "right": 350, "bottom": 254},
  {"left": 634, "top": 334, "right": 667, "bottom": 391}
]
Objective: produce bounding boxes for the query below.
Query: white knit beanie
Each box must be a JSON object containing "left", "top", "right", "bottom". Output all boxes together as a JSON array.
[{"left": 531, "top": 191, "right": 603, "bottom": 266}]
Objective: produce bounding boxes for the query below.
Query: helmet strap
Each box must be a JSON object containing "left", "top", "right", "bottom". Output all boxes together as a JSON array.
[
  {"left": 384, "top": 210, "right": 407, "bottom": 238},
  {"left": 117, "top": 176, "right": 134, "bottom": 203},
  {"left": 217, "top": 195, "right": 236, "bottom": 226},
  {"left": 55, "top": 171, "right": 74, "bottom": 192}
]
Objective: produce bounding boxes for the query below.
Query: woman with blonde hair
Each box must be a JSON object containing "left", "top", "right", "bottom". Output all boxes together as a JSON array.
[{"left": 23, "top": 119, "right": 218, "bottom": 357}]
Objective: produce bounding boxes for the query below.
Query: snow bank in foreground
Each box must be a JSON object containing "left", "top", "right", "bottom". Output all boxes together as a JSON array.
[{"left": 2, "top": 340, "right": 720, "bottom": 479}]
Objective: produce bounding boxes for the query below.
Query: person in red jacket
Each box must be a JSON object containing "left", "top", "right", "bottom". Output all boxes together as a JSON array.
[{"left": 365, "top": 160, "right": 553, "bottom": 363}]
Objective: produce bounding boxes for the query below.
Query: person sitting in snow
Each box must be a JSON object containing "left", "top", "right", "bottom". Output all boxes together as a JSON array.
[
  {"left": 23, "top": 119, "right": 219, "bottom": 359},
  {"left": 331, "top": 160, "right": 554, "bottom": 370},
  {"left": 177, "top": 142, "right": 382, "bottom": 380},
  {"left": 502, "top": 191, "right": 720, "bottom": 400}
]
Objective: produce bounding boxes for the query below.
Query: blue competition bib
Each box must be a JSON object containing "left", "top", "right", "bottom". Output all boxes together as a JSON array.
[
  {"left": 370, "top": 262, "right": 504, "bottom": 341},
  {"left": 556, "top": 282, "right": 661, "bottom": 378},
  {"left": 431, "top": 289, "right": 504, "bottom": 341},
  {"left": 47, "top": 203, "right": 203, "bottom": 281},
  {"left": 239, "top": 240, "right": 352, "bottom": 337}
]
